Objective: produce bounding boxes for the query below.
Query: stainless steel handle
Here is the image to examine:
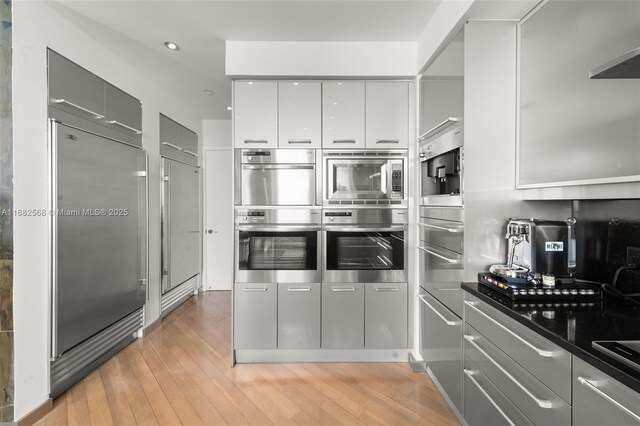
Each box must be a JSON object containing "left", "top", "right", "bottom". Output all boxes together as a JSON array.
[
  {"left": 577, "top": 377, "right": 640, "bottom": 422},
  {"left": 243, "top": 287, "right": 268, "bottom": 292},
  {"left": 106, "top": 119, "right": 142, "bottom": 135},
  {"left": 417, "top": 245, "right": 461, "bottom": 264},
  {"left": 242, "top": 164, "right": 314, "bottom": 170},
  {"left": 419, "top": 117, "right": 461, "bottom": 140},
  {"left": 434, "top": 287, "right": 461, "bottom": 292},
  {"left": 332, "top": 139, "right": 356, "bottom": 144},
  {"left": 464, "top": 335, "right": 554, "bottom": 409},
  {"left": 323, "top": 226, "right": 407, "bottom": 232},
  {"left": 376, "top": 140, "right": 400, "bottom": 144},
  {"left": 418, "top": 294, "right": 461, "bottom": 326},
  {"left": 244, "top": 139, "right": 269, "bottom": 144},
  {"left": 332, "top": 287, "right": 356, "bottom": 292},
  {"left": 164, "top": 162, "right": 171, "bottom": 290},
  {"left": 144, "top": 154, "right": 150, "bottom": 301},
  {"left": 376, "top": 287, "right": 400, "bottom": 292},
  {"left": 182, "top": 150, "right": 197, "bottom": 157},
  {"left": 463, "top": 300, "right": 559, "bottom": 358},
  {"left": 288, "top": 139, "right": 312, "bottom": 144},
  {"left": 464, "top": 369, "right": 517, "bottom": 426},
  {"left": 52, "top": 98, "right": 105, "bottom": 119},
  {"left": 288, "top": 287, "right": 311, "bottom": 292},
  {"left": 236, "top": 226, "right": 321, "bottom": 232},
  {"left": 162, "top": 141, "right": 182, "bottom": 151},
  {"left": 50, "top": 120, "right": 59, "bottom": 360},
  {"left": 418, "top": 222, "right": 463, "bottom": 233}
]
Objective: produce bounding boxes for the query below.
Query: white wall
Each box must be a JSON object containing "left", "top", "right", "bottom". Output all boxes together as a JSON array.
[
  {"left": 12, "top": 1, "right": 205, "bottom": 418},
  {"left": 202, "top": 119, "right": 232, "bottom": 150},
  {"left": 226, "top": 41, "right": 417, "bottom": 77}
]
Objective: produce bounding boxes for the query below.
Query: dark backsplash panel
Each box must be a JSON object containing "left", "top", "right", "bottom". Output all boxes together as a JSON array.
[{"left": 572, "top": 200, "right": 640, "bottom": 292}]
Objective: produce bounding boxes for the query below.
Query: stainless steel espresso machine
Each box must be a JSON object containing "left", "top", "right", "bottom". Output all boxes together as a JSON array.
[{"left": 479, "top": 218, "right": 600, "bottom": 300}]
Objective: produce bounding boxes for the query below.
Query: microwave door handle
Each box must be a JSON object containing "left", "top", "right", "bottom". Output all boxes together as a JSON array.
[{"left": 242, "top": 164, "right": 314, "bottom": 170}]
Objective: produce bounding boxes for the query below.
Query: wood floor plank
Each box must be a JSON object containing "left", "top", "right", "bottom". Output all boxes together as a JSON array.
[{"left": 39, "top": 291, "right": 459, "bottom": 426}]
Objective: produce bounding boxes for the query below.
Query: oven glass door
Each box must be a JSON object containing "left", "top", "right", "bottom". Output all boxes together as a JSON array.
[
  {"left": 326, "top": 159, "right": 395, "bottom": 200},
  {"left": 238, "top": 230, "right": 318, "bottom": 271},
  {"left": 326, "top": 230, "right": 404, "bottom": 271}
]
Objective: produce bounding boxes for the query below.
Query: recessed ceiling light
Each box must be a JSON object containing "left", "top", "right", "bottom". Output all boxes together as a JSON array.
[
  {"left": 164, "top": 41, "right": 180, "bottom": 51},
  {"left": 203, "top": 89, "right": 214, "bottom": 96},
  {"left": 226, "top": 106, "right": 232, "bottom": 111}
]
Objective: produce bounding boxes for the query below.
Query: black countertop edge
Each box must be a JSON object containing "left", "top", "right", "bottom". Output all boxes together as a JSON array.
[{"left": 461, "top": 282, "right": 640, "bottom": 395}]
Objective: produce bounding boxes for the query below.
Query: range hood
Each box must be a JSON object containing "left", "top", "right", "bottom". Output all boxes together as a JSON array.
[{"left": 589, "top": 47, "right": 640, "bottom": 79}]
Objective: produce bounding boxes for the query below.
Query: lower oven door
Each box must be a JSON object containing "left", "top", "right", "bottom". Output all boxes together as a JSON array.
[
  {"left": 323, "top": 227, "right": 407, "bottom": 282},
  {"left": 235, "top": 227, "right": 321, "bottom": 283}
]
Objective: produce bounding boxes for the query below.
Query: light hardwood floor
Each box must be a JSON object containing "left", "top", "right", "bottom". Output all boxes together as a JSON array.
[{"left": 36, "top": 291, "right": 460, "bottom": 426}]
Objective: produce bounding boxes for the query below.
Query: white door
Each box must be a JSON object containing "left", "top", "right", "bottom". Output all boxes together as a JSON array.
[
  {"left": 204, "top": 149, "right": 233, "bottom": 290},
  {"left": 322, "top": 81, "right": 365, "bottom": 149},
  {"left": 366, "top": 82, "right": 409, "bottom": 148},
  {"left": 233, "top": 81, "right": 278, "bottom": 148},
  {"left": 278, "top": 81, "right": 322, "bottom": 148}
]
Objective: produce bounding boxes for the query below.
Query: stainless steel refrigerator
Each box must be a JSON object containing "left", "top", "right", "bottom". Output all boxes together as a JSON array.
[
  {"left": 161, "top": 157, "right": 200, "bottom": 303},
  {"left": 50, "top": 121, "right": 147, "bottom": 396}
]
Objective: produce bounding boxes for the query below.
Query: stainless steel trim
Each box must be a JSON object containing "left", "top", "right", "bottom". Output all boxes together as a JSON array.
[
  {"left": 464, "top": 300, "right": 558, "bottom": 358},
  {"left": 418, "top": 221, "right": 463, "bottom": 233},
  {"left": 419, "top": 117, "right": 461, "bottom": 140},
  {"left": 418, "top": 245, "right": 461, "bottom": 264},
  {"left": 161, "top": 276, "right": 198, "bottom": 315},
  {"left": 323, "top": 225, "right": 408, "bottom": 232},
  {"left": 182, "top": 149, "right": 197, "bottom": 157},
  {"left": 464, "top": 368, "right": 517, "bottom": 426},
  {"left": 577, "top": 377, "right": 640, "bottom": 422},
  {"left": 52, "top": 98, "right": 105, "bottom": 119},
  {"left": 235, "top": 225, "right": 321, "bottom": 232},
  {"left": 244, "top": 139, "right": 269, "bottom": 144},
  {"left": 106, "top": 119, "right": 142, "bottom": 135},
  {"left": 144, "top": 154, "right": 150, "bottom": 301},
  {"left": 376, "top": 140, "right": 400, "bottom": 144},
  {"left": 243, "top": 287, "right": 268, "bottom": 292},
  {"left": 288, "top": 140, "right": 312, "bottom": 144},
  {"left": 464, "top": 335, "right": 554, "bottom": 409},
  {"left": 332, "top": 139, "right": 356, "bottom": 144},
  {"left": 287, "top": 286, "right": 312, "bottom": 292},
  {"left": 418, "top": 294, "right": 461, "bottom": 326},
  {"left": 242, "top": 164, "right": 314, "bottom": 170},
  {"left": 50, "top": 119, "right": 58, "bottom": 360},
  {"left": 332, "top": 287, "right": 356, "bottom": 292},
  {"left": 376, "top": 287, "right": 400, "bottom": 292},
  {"left": 162, "top": 141, "right": 181, "bottom": 151}
]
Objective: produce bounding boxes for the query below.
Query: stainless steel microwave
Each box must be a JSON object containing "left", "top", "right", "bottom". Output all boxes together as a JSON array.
[{"left": 323, "top": 150, "right": 407, "bottom": 207}]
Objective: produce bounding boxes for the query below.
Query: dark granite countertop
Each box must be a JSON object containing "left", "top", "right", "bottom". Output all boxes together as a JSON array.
[{"left": 462, "top": 282, "right": 640, "bottom": 394}]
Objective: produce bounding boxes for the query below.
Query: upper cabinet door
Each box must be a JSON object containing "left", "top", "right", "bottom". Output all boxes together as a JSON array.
[
  {"left": 278, "top": 82, "right": 321, "bottom": 148},
  {"left": 48, "top": 50, "right": 105, "bottom": 121},
  {"left": 366, "top": 82, "right": 409, "bottom": 149},
  {"left": 322, "top": 82, "right": 365, "bottom": 149},
  {"left": 104, "top": 84, "right": 142, "bottom": 136},
  {"left": 181, "top": 127, "right": 198, "bottom": 157},
  {"left": 234, "top": 81, "right": 278, "bottom": 148}
]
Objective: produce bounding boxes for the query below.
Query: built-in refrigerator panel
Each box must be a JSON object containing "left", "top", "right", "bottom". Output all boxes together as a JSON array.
[
  {"left": 53, "top": 122, "right": 146, "bottom": 357},
  {"left": 162, "top": 157, "right": 200, "bottom": 293}
]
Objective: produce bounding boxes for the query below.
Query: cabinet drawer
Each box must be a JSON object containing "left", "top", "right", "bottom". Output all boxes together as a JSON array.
[
  {"left": 464, "top": 293, "right": 571, "bottom": 402},
  {"left": 278, "top": 81, "right": 321, "bottom": 148},
  {"left": 322, "top": 283, "right": 364, "bottom": 349},
  {"left": 573, "top": 356, "right": 640, "bottom": 426},
  {"left": 418, "top": 218, "right": 464, "bottom": 254},
  {"left": 464, "top": 323, "right": 571, "bottom": 426},
  {"left": 48, "top": 50, "right": 105, "bottom": 121},
  {"left": 464, "top": 357, "right": 533, "bottom": 426},
  {"left": 105, "top": 83, "right": 142, "bottom": 137},
  {"left": 278, "top": 283, "right": 321, "bottom": 349},
  {"left": 419, "top": 291, "right": 462, "bottom": 413},
  {"left": 234, "top": 283, "right": 277, "bottom": 349},
  {"left": 365, "top": 283, "right": 407, "bottom": 349}
]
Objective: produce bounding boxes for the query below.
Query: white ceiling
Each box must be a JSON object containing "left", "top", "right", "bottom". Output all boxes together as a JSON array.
[{"left": 52, "top": 0, "right": 441, "bottom": 119}]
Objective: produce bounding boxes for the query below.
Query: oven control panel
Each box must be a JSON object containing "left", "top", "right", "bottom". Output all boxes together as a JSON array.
[
  {"left": 235, "top": 210, "right": 266, "bottom": 223},
  {"left": 391, "top": 165, "right": 402, "bottom": 195}
]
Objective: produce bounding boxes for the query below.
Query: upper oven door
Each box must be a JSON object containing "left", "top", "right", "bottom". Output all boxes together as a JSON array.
[
  {"left": 235, "top": 227, "right": 321, "bottom": 283},
  {"left": 325, "top": 158, "right": 404, "bottom": 203},
  {"left": 323, "top": 227, "right": 407, "bottom": 282},
  {"left": 241, "top": 163, "right": 315, "bottom": 206}
]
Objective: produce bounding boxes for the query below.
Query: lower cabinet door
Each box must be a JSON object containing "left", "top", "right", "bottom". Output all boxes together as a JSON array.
[
  {"left": 234, "top": 283, "right": 277, "bottom": 349},
  {"left": 464, "top": 357, "right": 534, "bottom": 426},
  {"left": 278, "top": 283, "right": 321, "bottom": 349},
  {"left": 322, "top": 283, "right": 364, "bottom": 349},
  {"left": 419, "top": 291, "right": 462, "bottom": 413},
  {"left": 573, "top": 356, "right": 640, "bottom": 426},
  {"left": 365, "top": 283, "right": 408, "bottom": 349}
]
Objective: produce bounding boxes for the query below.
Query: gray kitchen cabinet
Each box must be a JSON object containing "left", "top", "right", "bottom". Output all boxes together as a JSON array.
[
  {"left": 160, "top": 114, "right": 198, "bottom": 164},
  {"left": 181, "top": 127, "right": 198, "bottom": 157},
  {"left": 419, "top": 290, "right": 462, "bottom": 413},
  {"left": 105, "top": 83, "right": 142, "bottom": 136},
  {"left": 322, "top": 283, "right": 364, "bottom": 349},
  {"left": 464, "top": 357, "right": 534, "bottom": 426},
  {"left": 573, "top": 356, "right": 640, "bottom": 426},
  {"left": 365, "top": 283, "right": 407, "bottom": 349},
  {"left": 234, "top": 283, "right": 277, "bottom": 349},
  {"left": 48, "top": 49, "right": 105, "bottom": 121},
  {"left": 278, "top": 283, "right": 321, "bottom": 349}
]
